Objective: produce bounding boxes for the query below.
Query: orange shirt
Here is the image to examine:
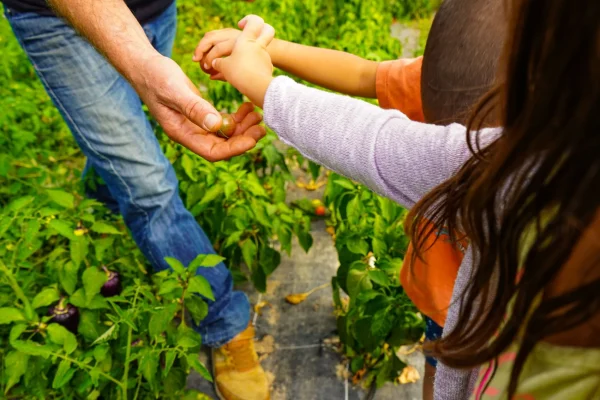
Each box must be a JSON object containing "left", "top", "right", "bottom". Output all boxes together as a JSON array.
[
  {"left": 376, "top": 57, "right": 425, "bottom": 121},
  {"left": 375, "top": 57, "right": 462, "bottom": 327}
]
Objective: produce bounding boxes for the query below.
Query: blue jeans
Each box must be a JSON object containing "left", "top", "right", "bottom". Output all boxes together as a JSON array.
[
  {"left": 5, "top": 2, "right": 249, "bottom": 347},
  {"left": 424, "top": 315, "right": 443, "bottom": 367}
]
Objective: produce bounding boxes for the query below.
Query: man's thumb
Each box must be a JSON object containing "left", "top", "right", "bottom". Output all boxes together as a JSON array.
[{"left": 182, "top": 95, "right": 222, "bottom": 132}]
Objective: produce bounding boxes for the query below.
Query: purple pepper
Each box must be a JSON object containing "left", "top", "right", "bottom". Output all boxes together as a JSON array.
[
  {"left": 101, "top": 266, "right": 122, "bottom": 297},
  {"left": 48, "top": 299, "right": 80, "bottom": 334}
]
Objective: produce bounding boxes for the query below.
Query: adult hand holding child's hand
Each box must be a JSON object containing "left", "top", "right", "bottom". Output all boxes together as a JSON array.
[{"left": 196, "top": 15, "right": 275, "bottom": 108}]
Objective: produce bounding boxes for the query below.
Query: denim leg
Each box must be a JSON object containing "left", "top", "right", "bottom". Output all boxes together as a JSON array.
[
  {"left": 80, "top": 2, "right": 179, "bottom": 214},
  {"left": 5, "top": 5, "right": 249, "bottom": 347},
  {"left": 82, "top": 161, "right": 120, "bottom": 214}
]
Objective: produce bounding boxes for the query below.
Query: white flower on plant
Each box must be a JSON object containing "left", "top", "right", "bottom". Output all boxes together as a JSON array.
[{"left": 368, "top": 255, "right": 376, "bottom": 269}]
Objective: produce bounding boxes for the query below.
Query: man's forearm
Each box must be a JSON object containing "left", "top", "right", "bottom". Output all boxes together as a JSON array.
[
  {"left": 49, "top": 0, "right": 157, "bottom": 88},
  {"left": 267, "top": 39, "right": 379, "bottom": 98}
]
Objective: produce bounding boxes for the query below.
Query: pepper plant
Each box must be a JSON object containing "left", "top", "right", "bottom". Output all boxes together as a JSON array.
[
  {"left": 325, "top": 174, "right": 425, "bottom": 388},
  {"left": 0, "top": 187, "right": 219, "bottom": 399},
  {"left": 164, "top": 134, "right": 313, "bottom": 291}
]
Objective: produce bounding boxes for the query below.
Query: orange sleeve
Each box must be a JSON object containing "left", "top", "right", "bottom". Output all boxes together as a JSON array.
[{"left": 375, "top": 57, "right": 424, "bottom": 122}]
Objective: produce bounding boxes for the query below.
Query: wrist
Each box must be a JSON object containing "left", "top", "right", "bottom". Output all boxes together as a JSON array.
[
  {"left": 127, "top": 50, "right": 167, "bottom": 94},
  {"left": 267, "top": 38, "right": 285, "bottom": 68},
  {"left": 239, "top": 73, "right": 274, "bottom": 109}
]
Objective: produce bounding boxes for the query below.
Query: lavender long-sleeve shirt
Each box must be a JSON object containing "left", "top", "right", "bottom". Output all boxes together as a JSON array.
[{"left": 263, "top": 76, "right": 502, "bottom": 400}]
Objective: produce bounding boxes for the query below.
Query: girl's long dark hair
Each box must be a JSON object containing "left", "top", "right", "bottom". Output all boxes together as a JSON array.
[{"left": 407, "top": 0, "right": 600, "bottom": 396}]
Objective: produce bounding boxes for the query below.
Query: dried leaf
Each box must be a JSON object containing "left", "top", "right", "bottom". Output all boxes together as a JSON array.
[
  {"left": 284, "top": 293, "right": 309, "bottom": 305},
  {"left": 284, "top": 283, "right": 329, "bottom": 305},
  {"left": 305, "top": 179, "right": 327, "bottom": 191},
  {"left": 335, "top": 363, "right": 351, "bottom": 380},
  {"left": 398, "top": 365, "right": 420, "bottom": 384},
  {"left": 326, "top": 226, "right": 336, "bottom": 239},
  {"left": 253, "top": 300, "right": 270, "bottom": 315},
  {"left": 352, "top": 368, "right": 367, "bottom": 385}
]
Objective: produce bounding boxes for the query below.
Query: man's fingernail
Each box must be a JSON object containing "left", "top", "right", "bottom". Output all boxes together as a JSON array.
[
  {"left": 204, "top": 63, "right": 209, "bottom": 70},
  {"left": 192, "top": 55, "right": 198, "bottom": 61},
  {"left": 204, "top": 114, "right": 220, "bottom": 131}
]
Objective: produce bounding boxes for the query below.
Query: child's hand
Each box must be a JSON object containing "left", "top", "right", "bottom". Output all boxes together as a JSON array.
[
  {"left": 208, "top": 15, "right": 275, "bottom": 108},
  {"left": 193, "top": 28, "right": 241, "bottom": 80}
]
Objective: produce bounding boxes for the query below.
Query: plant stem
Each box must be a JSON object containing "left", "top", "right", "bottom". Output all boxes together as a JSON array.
[
  {"left": 305, "top": 282, "right": 330, "bottom": 296},
  {"left": 121, "top": 284, "right": 141, "bottom": 400},
  {"left": 0, "top": 260, "right": 34, "bottom": 320},
  {"left": 132, "top": 375, "right": 142, "bottom": 400},
  {"left": 32, "top": 252, "right": 52, "bottom": 267},
  {"left": 11, "top": 238, "right": 23, "bottom": 270}
]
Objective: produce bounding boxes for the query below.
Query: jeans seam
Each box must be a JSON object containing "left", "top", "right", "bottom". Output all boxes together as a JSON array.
[{"left": 10, "top": 23, "right": 161, "bottom": 267}]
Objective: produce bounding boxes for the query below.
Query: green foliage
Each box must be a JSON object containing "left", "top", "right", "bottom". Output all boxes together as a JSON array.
[
  {"left": 0, "top": 242, "right": 215, "bottom": 398},
  {"left": 326, "top": 174, "right": 425, "bottom": 388},
  {"left": 169, "top": 141, "right": 311, "bottom": 290},
  {"left": 0, "top": 177, "right": 214, "bottom": 397},
  {"left": 0, "top": 0, "right": 434, "bottom": 395}
]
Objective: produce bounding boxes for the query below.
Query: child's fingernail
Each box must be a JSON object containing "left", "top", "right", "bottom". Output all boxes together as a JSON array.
[
  {"left": 192, "top": 55, "right": 198, "bottom": 61},
  {"left": 204, "top": 63, "right": 209, "bottom": 70},
  {"left": 212, "top": 59, "right": 218, "bottom": 68},
  {"left": 203, "top": 113, "right": 220, "bottom": 131}
]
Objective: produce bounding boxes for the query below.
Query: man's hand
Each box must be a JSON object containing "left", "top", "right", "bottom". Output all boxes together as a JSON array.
[
  {"left": 49, "top": 0, "right": 264, "bottom": 161},
  {"left": 132, "top": 55, "right": 268, "bottom": 161},
  {"left": 136, "top": 58, "right": 266, "bottom": 161}
]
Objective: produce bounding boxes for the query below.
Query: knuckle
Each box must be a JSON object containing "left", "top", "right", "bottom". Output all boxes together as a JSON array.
[{"left": 184, "top": 99, "right": 205, "bottom": 119}]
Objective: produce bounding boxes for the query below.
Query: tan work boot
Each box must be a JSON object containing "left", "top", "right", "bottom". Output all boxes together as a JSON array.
[{"left": 212, "top": 325, "right": 270, "bottom": 400}]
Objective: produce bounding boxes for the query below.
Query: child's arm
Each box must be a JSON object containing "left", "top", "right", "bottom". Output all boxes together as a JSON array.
[
  {"left": 195, "top": 29, "right": 379, "bottom": 98},
  {"left": 271, "top": 39, "right": 379, "bottom": 98},
  {"left": 209, "top": 17, "right": 500, "bottom": 207},
  {"left": 261, "top": 76, "right": 500, "bottom": 209}
]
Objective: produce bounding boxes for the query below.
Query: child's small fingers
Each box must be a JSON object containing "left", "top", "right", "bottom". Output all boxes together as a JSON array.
[
  {"left": 256, "top": 23, "right": 275, "bottom": 48},
  {"left": 194, "top": 35, "right": 217, "bottom": 61},
  {"left": 212, "top": 57, "right": 224, "bottom": 72},
  {"left": 238, "top": 16, "right": 249, "bottom": 30},
  {"left": 220, "top": 135, "right": 260, "bottom": 158},
  {"left": 239, "top": 15, "right": 265, "bottom": 40},
  {"left": 203, "top": 41, "right": 234, "bottom": 72},
  {"left": 232, "top": 102, "right": 256, "bottom": 121},
  {"left": 231, "top": 108, "right": 263, "bottom": 137},
  {"left": 238, "top": 125, "right": 266, "bottom": 142},
  {"left": 200, "top": 60, "right": 214, "bottom": 74},
  {"left": 209, "top": 73, "right": 225, "bottom": 81},
  {"left": 193, "top": 29, "right": 236, "bottom": 61}
]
